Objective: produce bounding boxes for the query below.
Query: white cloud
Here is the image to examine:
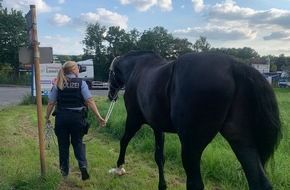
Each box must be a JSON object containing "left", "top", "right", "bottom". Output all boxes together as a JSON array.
[
  {"left": 2, "top": 0, "right": 57, "bottom": 13},
  {"left": 174, "top": 23, "right": 256, "bottom": 41},
  {"left": 52, "top": 14, "right": 72, "bottom": 26},
  {"left": 43, "top": 8, "right": 128, "bottom": 55},
  {"left": 158, "top": 0, "right": 172, "bottom": 11},
  {"left": 41, "top": 35, "right": 83, "bottom": 55},
  {"left": 171, "top": 0, "right": 290, "bottom": 55},
  {"left": 208, "top": 0, "right": 255, "bottom": 21},
  {"left": 251, "top": 9, "right": 290, "bottom": 30},
  {"left": 119, "top": 0, "right": 172, "bottom": 12},
  {"left": 78, "top": 8, "right": 128, "bottom": 29},
  {"left": 206, "top": 1, "right": 290, "bottom": 30},
  {"left": 211, "top": 0, "right": 253, "bottom": 14},
  {"left": 263, "top": 31, "right": 290, "bottom": 40},
  {"left": 175, "top": 0, "right": 290, "bottom": 44},
  {"left": 192, "top": 0, "right": 204, "bottom": 13}
]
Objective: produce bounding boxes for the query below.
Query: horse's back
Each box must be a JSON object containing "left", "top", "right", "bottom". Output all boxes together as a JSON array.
[
  {"left": 170, "top": 53, "right": 237, "bottom": 135},
  {"left": 138, "top": 52, "right": 238, "bottom": 133},
  {"left": 170, "top": 52, "right": 237, "bottom": 106},
  {"left": 172, "top": 52, "right": 236, "bottom": 85}
]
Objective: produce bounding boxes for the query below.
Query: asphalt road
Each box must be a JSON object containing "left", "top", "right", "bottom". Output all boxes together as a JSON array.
[
  {"left": 0, "top": 86, "right": 109, "bottom": 109},
  {"left": 0, "top": 86, "right": 30, "bottom": 108}
]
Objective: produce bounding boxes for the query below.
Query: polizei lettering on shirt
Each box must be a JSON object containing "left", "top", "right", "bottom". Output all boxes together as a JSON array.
[{"left": 64, "top": 82, "right": 80, "bottom": 89}]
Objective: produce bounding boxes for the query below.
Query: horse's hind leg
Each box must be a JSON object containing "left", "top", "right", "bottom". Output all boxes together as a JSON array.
[
  {"left": 221, "top": 122, "right": 272, "bottom": 190},
  {"left": 116, "top": 116, "right": 142, "bottom": 168},
  {"left": 180, "top": 141, "right": 204, "bottom": 190},
  {"left": 179, "top": 132, "right": 218, "bottom": 190},
  {"left": 154, "top": 130, "right": 167, "bottom": 190}
]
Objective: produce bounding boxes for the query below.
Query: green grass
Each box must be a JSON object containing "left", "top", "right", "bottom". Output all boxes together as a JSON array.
[{"left": 0, "top": 88, "right": 289, "bottom": 190}]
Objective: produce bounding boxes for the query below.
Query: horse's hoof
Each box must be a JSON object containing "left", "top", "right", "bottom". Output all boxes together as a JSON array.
[{"left": 115, "top": 167, "right": 126, "bottom": 176}]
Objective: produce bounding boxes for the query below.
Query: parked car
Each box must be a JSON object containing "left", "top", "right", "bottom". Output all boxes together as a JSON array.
[{"left": 278, "top": 78, "right": 290, "bottom": 87}]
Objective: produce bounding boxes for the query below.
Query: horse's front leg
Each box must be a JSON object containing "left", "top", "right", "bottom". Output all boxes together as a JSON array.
[
  {"left": 116, "top": 117, "right": 142, "bottom": 170},
  {"left": 154, "top": 130, "right": 167, "bottom": 190}
]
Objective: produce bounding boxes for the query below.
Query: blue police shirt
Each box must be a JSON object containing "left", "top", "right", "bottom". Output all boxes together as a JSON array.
[{"left": 49, "top": 74, "right": 92, "bottom": 105}]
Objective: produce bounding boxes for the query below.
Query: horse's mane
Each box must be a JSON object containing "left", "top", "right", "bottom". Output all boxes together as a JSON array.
[{"left": 124, "top": 50, "right": 162, "bottom": 59}]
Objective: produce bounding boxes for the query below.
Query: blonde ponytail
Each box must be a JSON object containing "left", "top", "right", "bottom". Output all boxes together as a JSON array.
[{"left": 56, "top": 61, "right": 77, "bottom": 90}]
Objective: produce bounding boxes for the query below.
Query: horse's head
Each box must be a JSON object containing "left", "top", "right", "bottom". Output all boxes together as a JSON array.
[{"left": 108, "top": 56, "right": 124, "bottom": 101}]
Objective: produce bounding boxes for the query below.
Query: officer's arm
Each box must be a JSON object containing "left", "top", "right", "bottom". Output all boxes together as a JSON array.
[
  {"left": 45, "top": 101, "right": 56, "bottom": 122},
  {"left": 85, "top": 98, "right": 106, "bottom": 126}
]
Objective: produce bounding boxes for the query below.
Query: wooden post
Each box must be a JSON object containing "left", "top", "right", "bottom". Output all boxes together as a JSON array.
[{"left": 31, "top": 4, "right": 46, "bottom": 175}]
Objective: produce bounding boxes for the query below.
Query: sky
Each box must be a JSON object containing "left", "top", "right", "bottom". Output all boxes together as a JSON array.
[{"left": 2, "top": 0, "right": 290, "bottom": 56}]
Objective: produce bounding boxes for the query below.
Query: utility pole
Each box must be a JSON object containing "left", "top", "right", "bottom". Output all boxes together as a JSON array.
[{"left": 28, "top": 5, "right": 47, "bottom": 175}]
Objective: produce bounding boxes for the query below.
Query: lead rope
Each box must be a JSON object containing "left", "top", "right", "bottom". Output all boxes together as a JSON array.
[
  {"left": 105, "top": 100, "right": 115, "bottom": 122},
  {"left": 83, "top": 100, "right": 116, "bottom": 142},
  {"left": 45, "top": 122, "right": 57, "bottom": 149},
  {"left": 106, "top": 100, "right": 126, "bottom": 175}
]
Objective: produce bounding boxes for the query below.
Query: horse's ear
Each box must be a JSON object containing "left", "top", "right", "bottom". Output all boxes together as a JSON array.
[
  {"left": 109, "top": 62, "right": 114, "bottom": 71},
  {"left": 109, "top": 56, "right": 121, "bottom": 71}
]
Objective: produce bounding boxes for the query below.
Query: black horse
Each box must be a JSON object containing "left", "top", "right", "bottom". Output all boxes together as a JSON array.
[{"left": 108, "top": 50, "right": 282, "bottom": 190}]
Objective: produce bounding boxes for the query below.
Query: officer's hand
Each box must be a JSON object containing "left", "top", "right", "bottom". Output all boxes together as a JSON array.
[
  {"left": 45, "top": 117, "right": 51, "bottom": 124},
  {"left": 98, "top": 117, "right": 107, "bottom": 127}
]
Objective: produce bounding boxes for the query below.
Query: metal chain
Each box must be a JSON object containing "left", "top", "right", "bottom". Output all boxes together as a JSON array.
[{"left": 44, "top": 122, "right": 57, "bottom": 149}]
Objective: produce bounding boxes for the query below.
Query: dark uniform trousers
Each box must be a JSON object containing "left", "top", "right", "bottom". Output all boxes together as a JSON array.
[{"left": 55, "top": 110, "right": 86, "bottom": 174}]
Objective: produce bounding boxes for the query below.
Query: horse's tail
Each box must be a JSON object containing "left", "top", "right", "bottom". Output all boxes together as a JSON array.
[{"left": 232, "top": 61, "right": 282, "bottom": 166}]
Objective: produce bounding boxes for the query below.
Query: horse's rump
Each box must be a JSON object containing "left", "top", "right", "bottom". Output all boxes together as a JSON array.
[{"left": 170, "top": 52, "right": 281, "bottom": 164}]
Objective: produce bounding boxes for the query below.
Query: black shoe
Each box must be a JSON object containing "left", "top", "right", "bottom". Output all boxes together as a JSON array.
[
  {"left": 61, "top": 169, "right": 68, "bottom": 177},
  {"left": 80, "top": 167, "right": 90, "bottom": 181},
  {"left": 60, "top": 166, "right": 69, "bottom": 177}
]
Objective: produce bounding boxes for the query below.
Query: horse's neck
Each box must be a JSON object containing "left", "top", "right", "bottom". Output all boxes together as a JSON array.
[
  {"left": 122, "top": 56, "right": 168, "bottom": 84},
  {"left": 136, "top": 60, "right": 166, "bottom": 74}
]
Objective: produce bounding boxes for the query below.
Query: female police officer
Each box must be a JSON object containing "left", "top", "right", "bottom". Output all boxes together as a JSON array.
[{"left": 45, "top": 61, "right": 106, "bottom": 180}]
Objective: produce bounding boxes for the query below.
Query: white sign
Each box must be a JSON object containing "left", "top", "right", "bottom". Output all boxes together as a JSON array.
[{"left": 32, "top": 63, "right": 61, "bottom": 96}]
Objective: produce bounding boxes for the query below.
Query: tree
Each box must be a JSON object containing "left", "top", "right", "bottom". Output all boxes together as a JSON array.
[
  {"left": 276, "top": 54, "right": 288, "bottom": 71},
  {"left": 210, "top": 47, "right": 260, "bottom": 64},
  {"left": 0, "top": 6, "right": 27, "bottom": 73},
  {"left": 193, "top": 36, "right": 211, "bottom": 52},
  {"left": 137, "top": 26, "right": 174, "bottom": 58},
  {"left": 128, "top": 28, "right": 140, "bottom": 50},
  {"left": 54, "top": 54, "right": 83, "bottom": 63},
  {"left": 136, "top": 26, "right": 193, "bottom": 59},
  {"left": 239, "top": 47, "right": 260, "bottom": 61},
  {"left": 167, "top": 37, "right": 193, "bottom": 60},
  {"left": 81, "top": 21, "right": 289, "bottom": 82},
  {"left": 82, "top": 23, "right": 106, "bottom": 57},
  {"left": 105, "top": 26, "right": 139, "bottom": 59},
  {"left": 82, "top": 23, "right": 108, "bottom": 81}
]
